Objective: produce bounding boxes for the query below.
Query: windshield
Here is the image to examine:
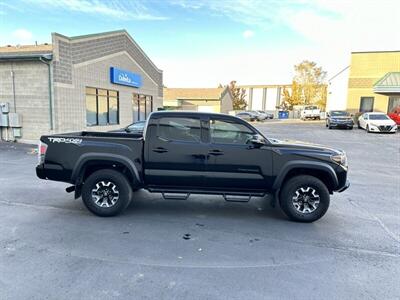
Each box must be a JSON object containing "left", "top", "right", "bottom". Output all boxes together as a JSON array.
[
  {"left": 369, "top": 114, "right": 389, "bottom": 120},
  {"left": 330, "top": 111, "right": 349, "bottom": 117},
  {"left": 127, "top": 121, "right": 145, "bottom": 131}
]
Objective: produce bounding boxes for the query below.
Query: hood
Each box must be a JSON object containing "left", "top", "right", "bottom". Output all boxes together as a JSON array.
[
  {"left": 269, "top": 138, "right": 342, "bottom": 154},
  {"left": 331, "top": 116, "right": 352, "bottom": 120},
  {"left": 369, "top": 119, "right": 396, "bottom": 126}
]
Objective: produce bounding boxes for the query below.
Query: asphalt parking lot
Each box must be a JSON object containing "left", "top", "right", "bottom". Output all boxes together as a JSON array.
[{"left": 1, "top": 122, "right": 399, "bottom": 299}]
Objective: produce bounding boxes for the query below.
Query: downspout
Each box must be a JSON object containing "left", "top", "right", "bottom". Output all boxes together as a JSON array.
[
  {"left": 39, "top": 57, "right": 53, "bottom": 130},
  {"left": 11, "top": 64, "right": 16, "bottom": 112}
]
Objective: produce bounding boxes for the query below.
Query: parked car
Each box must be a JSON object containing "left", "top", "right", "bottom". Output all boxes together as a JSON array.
[
  {"left": 388, "top": 106, "right": 400, "bottom": 126},
  {"left": 326, "top": 110, "right": 354, "bottom": 129},
  {"left": 247, "top": 110, "right": 267, "bottom": 121},
  {"left": 109, "top": 121, "right": 146, "bottom": 135},
  {"left": 256, "top": 110, "right": 274, "bottom": 119},
  {"left": 301, "top": 106, "right": 321, "bottom": 120},
  {"left": 36, "top": 111, "right": 349, "bottom": 223},
  {"left": 358, "top": 112, "right": 397, "bottom": 133},
  {"left": 236, "top": 111, "right": 257, "bottom": 122}
]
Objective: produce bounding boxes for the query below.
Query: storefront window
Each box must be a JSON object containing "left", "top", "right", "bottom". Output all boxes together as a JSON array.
[
  {"left": 388, "top": 97, "right": 400, "bottom": 113},
  {"left": 109, "top": 97, "right": 119, "bottom": 124},
  {"left": 85, "top": 87, "right": 119, "bottom": 126},
  {"left": 359, "top": 97, "right": 374, "bottom": 113},
  {"left": 86, "top": 94, "right": 97, "bottom": 126},
  {"left": 98, "top": 95, "right": 108, "bottom": 125}
]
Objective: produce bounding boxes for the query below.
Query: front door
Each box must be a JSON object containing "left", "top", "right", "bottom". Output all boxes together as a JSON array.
[
  {"left": 145, "top": 115, "right": 208, "bottom": 188},
  {"left": 204, "top": 117, "right": 272, "bottom": 191}
]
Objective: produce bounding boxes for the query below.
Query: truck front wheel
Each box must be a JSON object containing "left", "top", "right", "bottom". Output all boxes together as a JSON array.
[
  {"left": 279, "top": 175, "right": 330, "bottom": 222},
  {"left": 82, "top": 169, "right": 132, "bottom": 217}
]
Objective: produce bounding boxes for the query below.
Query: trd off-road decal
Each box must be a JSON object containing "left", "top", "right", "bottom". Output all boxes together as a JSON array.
[{"left": 48, "top": 137, "right": 82, "bottom": 145}]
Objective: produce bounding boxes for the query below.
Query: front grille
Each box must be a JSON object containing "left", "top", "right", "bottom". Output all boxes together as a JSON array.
[{"left": 379, "top": 125, "right": 391, "bottom": 132}]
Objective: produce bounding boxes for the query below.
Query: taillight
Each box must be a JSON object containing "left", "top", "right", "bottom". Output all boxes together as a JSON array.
[{"left": 38, "top": 141, "right": 48, "bottom": 164}]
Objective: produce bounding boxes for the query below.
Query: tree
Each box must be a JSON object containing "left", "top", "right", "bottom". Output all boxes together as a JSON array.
[
  {"left": 282, "top": 81, "right": 303, "bottom": 109},
  {"left": 282, "top": 60, "right": 327, "bottom": 110},
  {"left": 229, "top": 80, "right": 247, "bottom": 110}
]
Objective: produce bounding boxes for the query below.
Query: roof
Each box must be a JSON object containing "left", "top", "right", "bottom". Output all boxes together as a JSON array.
[
  {"left": 0, "top": 44, "right": 53, "bottom": 61},
  {"left": 0, "top": 44, "right": 52, "bottom": 54},
  {"left": 163, "top": 88, "right": 226, "bottom": 101},
  {"left": 328, "top": 66, "right": 350, "bottom": 82},
  {"left": 53, "top": 30, "right": 162, "bottom": 73},
  {"left": 373, "top": 72, "right": 400, "bottom": 94},
  {"left": 351, "top": 50, "right": 400, "bottom": 54}
]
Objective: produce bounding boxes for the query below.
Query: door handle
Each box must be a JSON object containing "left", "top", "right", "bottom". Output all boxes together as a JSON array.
[
  {"left": 208, "top": 149, "right": 224, "bottom": 156},
  {"left": 152, "top": 147, "right": 168, "bottom": 153}
]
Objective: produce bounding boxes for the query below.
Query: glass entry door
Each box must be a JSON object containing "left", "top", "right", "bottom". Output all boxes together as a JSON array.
[{"left": 133, "top": 93, "right": 153, "bottom": 121}]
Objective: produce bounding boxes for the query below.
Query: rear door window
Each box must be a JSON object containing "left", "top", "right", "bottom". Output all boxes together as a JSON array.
[{"left": 158, "top": 117, "right": 201, "bottom": 142}]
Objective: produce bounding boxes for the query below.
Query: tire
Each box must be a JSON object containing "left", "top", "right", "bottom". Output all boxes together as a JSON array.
[
  {"left": 279, "top": 175, "right": 330, "bottom": 222},
  {"left": 348, "top": 126, "right": 353, "bottom": 130},
  {"left": 82, "top": 169, "right": 133, "bottom": 217},
  {"left": 357, "top": 122, "right": 361, "bottom": 129},
  {"left": 366, "top": 125, "right": 370, "bottom": 133},
  {"left": 325, "top": 121, "right": 328, "bottom": 127}
]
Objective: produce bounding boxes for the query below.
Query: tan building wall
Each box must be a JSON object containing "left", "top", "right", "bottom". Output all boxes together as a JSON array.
[
  {"left": 347, "top": 51, "right": 400, "bottom": 113},
  {"left": 0, "top": 61, "right": 50, "bottom": 140}
]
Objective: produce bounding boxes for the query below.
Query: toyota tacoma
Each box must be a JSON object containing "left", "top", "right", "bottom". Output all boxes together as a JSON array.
[{"left": 36, "top": 111, "right": 349, "bottom": 222}]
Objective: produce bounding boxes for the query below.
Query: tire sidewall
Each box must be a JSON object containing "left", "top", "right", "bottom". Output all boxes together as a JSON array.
[
  {"left": 280, "top": 175, "right": 330, "bottom": 222},
  {"left": 82, "top": 169, "right": 132, "bottom": 217}
]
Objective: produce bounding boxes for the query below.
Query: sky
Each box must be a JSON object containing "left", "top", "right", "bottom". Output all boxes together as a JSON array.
[{"left": 1, "top": 0, "right": 399, "bottom": 87}]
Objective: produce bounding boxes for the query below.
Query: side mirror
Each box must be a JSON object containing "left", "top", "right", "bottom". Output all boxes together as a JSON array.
[
  {"left": 248, "top": 134, "right": 266, "bottom": 147},
  {"left": 350, "top": 114, "right": 354, "bottom": 117}
]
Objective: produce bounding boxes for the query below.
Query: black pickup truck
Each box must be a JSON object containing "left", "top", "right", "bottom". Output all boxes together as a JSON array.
[{"left": 36, "top": 111, "right": 349, "bottom": 222}]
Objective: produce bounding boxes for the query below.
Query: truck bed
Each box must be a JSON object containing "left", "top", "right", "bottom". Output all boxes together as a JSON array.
[{"left": 38, "top": 131, "right": 144, "bottom": 184}]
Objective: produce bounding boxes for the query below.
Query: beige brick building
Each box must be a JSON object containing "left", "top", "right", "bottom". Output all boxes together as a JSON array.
[
  {"left": 163, "top": 87, "right": 233, "bottom": 113},
  {"left": 0, "top": 30, "right": 163, "bottom": 142}
]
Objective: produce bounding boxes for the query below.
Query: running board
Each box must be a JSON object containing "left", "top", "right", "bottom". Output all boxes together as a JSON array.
[
  {"left": 223, "top": 194, "right": 251, "bottom": 202},
  {"left": 161, "top": 192, "right": 190, "bottom": 200},
  {"left": 147, "top": 187, "right": 265, "bottom": 202}
]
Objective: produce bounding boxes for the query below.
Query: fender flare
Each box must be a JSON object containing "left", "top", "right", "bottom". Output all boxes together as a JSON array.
[
  {"left": 71, "top": 152, "right": 141, "bottom": 186},
  {"left": 272, "top": 160, "right": 338, "bottom": 191}
]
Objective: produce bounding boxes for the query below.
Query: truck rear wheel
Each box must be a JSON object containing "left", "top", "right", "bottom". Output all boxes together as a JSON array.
[
  {"left": 279, "top": 175, "right": 330, "bottom": 222},
  {"left": 82, "top": 169, "right": 132, "bottom": 217}
]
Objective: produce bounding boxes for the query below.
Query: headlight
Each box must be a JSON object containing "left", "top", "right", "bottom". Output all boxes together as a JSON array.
[{"left": 331, "top": 152, "right": 347, "bottom": 167}]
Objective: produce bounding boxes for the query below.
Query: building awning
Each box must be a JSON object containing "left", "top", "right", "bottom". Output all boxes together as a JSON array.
[{"left": 373, "top": 72, "right": 400, "bottom": 94}]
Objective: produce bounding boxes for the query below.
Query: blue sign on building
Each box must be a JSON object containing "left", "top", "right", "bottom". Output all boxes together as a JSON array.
[{"left": 110, "top": 67, "right": 142, "bottom": 88}]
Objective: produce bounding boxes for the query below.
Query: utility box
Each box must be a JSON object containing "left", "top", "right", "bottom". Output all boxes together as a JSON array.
[
  {"left": 12, "top": 128, "right": 22, "bottom": 138},
  {"left": 9, "top": 113, "right": 22, "bottom": 127},
  {"left": 0, "top": 102, "right": 10, "bottom": 113},
  {"left": 0, "top": 114, "right": 8, "bottom": 127}
]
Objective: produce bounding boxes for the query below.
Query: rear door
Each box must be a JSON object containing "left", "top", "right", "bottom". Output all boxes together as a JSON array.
[
  {"left": 144, "top": 115, "right": 208, "bottom": 188},
  {"left": 204, "top": 116, "right": 273, "bottom": 191}
]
